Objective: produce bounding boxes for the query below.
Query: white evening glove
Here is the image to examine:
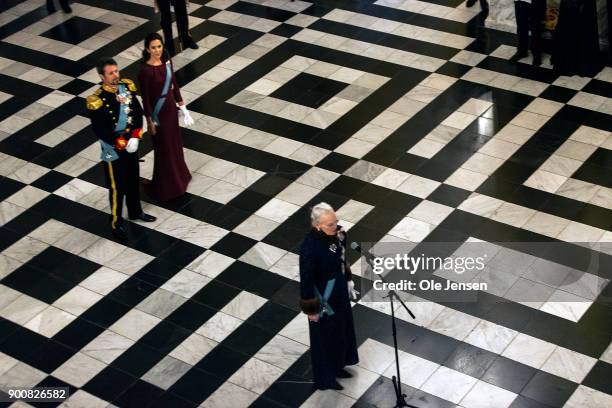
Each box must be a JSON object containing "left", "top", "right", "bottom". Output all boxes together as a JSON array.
[
  {"left": 347, "top": 280, "right": 359, "bottom": 300},
  {"left": 179, "top": 105, "right": 194, "bottom": 127},
  {"left": 126, "top": 138, "right": 139, "bottom": 153}
]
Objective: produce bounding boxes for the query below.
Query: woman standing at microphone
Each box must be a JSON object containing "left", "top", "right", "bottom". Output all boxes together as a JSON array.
[{"left": 299, "top": 202, "right": 359, "bottom": 391}]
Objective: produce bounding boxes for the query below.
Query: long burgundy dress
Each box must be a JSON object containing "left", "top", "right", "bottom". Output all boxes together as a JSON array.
[{"left": 138, "top": 60, "right": 191, "bottom": 201}]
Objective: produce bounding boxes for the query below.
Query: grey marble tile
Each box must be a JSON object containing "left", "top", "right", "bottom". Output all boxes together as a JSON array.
[
  {"left": 136, "top": 288, "right": 188, "bottom": 319},
  {"left": 142, "top": 356, "right": 192, "bottom": 390}
]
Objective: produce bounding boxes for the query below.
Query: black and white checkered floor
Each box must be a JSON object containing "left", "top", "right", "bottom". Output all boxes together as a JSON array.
[{"left": 0, "top": 0, "right": 611, "bottom": 407}]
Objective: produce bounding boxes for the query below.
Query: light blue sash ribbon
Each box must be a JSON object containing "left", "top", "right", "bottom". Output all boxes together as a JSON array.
[
  {"left": 314, "top": 278, "right": 336, "bottom": 318},
  {"left": 114, "top": 83, "right": 129, "bottom": 134},
  {"left": 151, "top": 62, "right": 172, "bottom": 126},
  {"left": 100, "top": 140, "right": 119, "bottom": 162}
]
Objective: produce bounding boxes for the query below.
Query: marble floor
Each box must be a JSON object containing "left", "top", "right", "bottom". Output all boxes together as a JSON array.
[{"left": 0, "top": 0, "right": 611, "bottom": 407}]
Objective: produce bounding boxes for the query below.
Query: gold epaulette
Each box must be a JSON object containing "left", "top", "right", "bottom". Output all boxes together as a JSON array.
[
  {"left": 86, "top": 94, "right": 103, "bottom": 110},
  {"left": 121, "top": 78, "right": 137, "bottom": 92},
  {"left": 94, "top": 88, "right": 102, "bottom": 96}
]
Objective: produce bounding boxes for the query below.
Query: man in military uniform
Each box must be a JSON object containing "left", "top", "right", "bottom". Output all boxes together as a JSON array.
[{"left": 87, "top": 57, "right": 156, "bottom": 240}]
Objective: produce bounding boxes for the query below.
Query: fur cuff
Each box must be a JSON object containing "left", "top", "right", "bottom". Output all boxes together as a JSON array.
[{"left": 299, "top": 297, "right": 320, "bottom": 315}]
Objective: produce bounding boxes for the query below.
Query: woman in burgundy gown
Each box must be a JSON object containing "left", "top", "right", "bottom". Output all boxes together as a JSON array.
[{"left": 138, "top": 32, "right": 193, "bottom": 201}]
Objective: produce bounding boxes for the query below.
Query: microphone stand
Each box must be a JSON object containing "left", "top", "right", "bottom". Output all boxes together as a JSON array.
[{"left": 356, "top": 248, "right": 418, "bottom": 408}]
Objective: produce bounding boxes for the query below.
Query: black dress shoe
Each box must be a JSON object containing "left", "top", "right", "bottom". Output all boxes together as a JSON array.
[
  {"left": 181, "top": 36, "right": 199, "bottom": 50},
  {"left": 466, "top": 0, "right": 477, "bottom": 7},
  {"left": 509, "top": 51, "right": 528, "bottom": 64},
  {"left": 112, "top": 225, "right": 127, "bottom": 240},
  {"left": 130, "top": 213, "right": 157, "bottom": 222},
  {"left": 336, "top": 369, "right": 353, "bottom": 378},
  {"left": 315, "top": 381, "right": 343, "bottom": 391},
  {"left": 62, "top": 5, "right": 72, "bottom": 13}
]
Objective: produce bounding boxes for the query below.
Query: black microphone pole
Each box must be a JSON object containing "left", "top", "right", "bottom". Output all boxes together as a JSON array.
[{"left": 351, "top": 243, "right": 418, "bottom": 408}]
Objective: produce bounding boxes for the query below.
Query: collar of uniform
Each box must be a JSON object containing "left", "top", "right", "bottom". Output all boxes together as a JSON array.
[{"left": 102, "top": 84, "right": 118, "bottom": 93}]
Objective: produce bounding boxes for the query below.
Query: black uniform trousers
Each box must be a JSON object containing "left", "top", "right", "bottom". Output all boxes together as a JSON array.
[
  {"left": 103, "top": 151, "right": 142, "bottom": 229},
  {"left": 514, "top": 0, "right": 545, "bottom": 57},
  {"left": 157, "top": 0, "right": 190, "bottom": 44}
]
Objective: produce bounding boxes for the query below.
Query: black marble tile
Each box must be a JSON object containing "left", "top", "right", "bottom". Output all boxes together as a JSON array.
[
  {"left": 582, "top": 361, "right": 612, "bottom": 395},
  {"left": 31, "top": 376, "right": 78, "bottom": 408},
  {"left": 427, "top": 184, "right": 471, "bottom": 208},
  {"left": 538, "top": 85, "right": 577, "bottom": 103},
  {"left": 195, "top": 344, "right": 250, "bottom": 379},
  {"left": 83, "top": 366, "right": 139, "bottom": 403},
  {"left": 257, "top": 371, "right": 315, "bottom": 408},
  {"left": 52, "top": 318, "right": 104, "bottom": 351},
  {"left": 158, "top": 240, "right": 205, "bottom": 268},
  {"left": 210, "top": 232, "right": 257, "bottom": 258},
  {"left": 22, "top": 340, "right": 75, "bottom": 373},
  {"left": 79, "top": 297, "right": 132, "bottom": 328},
  {"left": 509, "top": 395, "right": 556, "bottom": 408},
  {"left": 111, "top": 342, "right": 165, "bottom": 378},
  {"left": 165, "top": 300, "right": 217, "bottom": 332},
  {"left": 227, "top": 1, "right": 295, "bottom": 21},
  {"left": 270, "top": 73, "right": 347, "bottom": 109},
  {"left": 270, "top": 23, "right": 303, "bottom": 38},
  {"left": 247, "top": 297, "right": 298, "bottom": 333},
  {"left": 192, "top": 279, "right": 241, "bottom": 310},
  {"left": 0, "top": 327, "right": 47, "bottom": 362},
  {"left": 245, "top": 270, "right": 291, "bottom": 299},
  {"left": 114, "top": 379, "right": 164, "bottom": 408},
  {"left": 1, "top": 264, "right": 75, "bottom": 304},
  {"left": 41, "top": 17, "right": 110, "bottom": 45},
  {"left": 520, "top": 371, "right": 577, "bottom": 408},
  {"left": 436, "top": 61, "right": 472, "bottom": 78},
  {"left": 482, "top": 356, "right": 537, "bottom": 394}
]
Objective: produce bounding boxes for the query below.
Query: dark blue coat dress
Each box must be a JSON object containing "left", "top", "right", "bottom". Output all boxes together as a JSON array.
[{"left": 299, "top": 227, "right": 359, "bottom": 388}]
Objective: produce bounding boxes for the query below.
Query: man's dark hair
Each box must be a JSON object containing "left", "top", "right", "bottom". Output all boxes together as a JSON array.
[{"left": 96, "top": 57, "right": 118, "bottom": 75}]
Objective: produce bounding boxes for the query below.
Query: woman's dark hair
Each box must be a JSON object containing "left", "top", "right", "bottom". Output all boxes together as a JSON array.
[{"left": 142, "top": 33, "right": 168, "bottom": 63}]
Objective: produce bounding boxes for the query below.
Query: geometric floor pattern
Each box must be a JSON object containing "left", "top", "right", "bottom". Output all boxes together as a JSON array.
[{"left": 0, "top": 0, "right": 611, "bottom": 407}]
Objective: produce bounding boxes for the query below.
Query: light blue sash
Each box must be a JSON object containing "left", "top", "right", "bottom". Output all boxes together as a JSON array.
[
  {"left": 151, "top": 62, "right": 172, "bottom": 126},
  {"left": 314, "top": 278, "right": 336, "bottom": 318},
  {"left": 114, "top": 83, "right": 129, "bottom": 134},
  {"left": 100, "top": 140, "right": 119, "bottom": 162}
]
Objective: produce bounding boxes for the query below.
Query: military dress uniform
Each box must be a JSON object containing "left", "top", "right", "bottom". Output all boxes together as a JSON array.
[{"left": 86, "top": 78, "right": 146, "bottom": 233}]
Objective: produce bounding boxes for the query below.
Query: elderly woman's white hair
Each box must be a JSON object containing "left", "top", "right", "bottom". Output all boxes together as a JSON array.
[{"left": 310, "top": 202, "right": 334, "bottom": 225}]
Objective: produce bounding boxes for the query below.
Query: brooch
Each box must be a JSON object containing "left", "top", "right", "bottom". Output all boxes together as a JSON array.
[{"left": 329, "top": 244, "right": 337, "bottom": 253}]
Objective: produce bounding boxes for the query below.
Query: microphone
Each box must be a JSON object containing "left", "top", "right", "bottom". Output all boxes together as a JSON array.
[{"left": 350, "top": 242, "right": 376, "bottom": 265}]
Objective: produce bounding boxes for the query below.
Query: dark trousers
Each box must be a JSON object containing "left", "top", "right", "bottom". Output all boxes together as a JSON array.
[
  {"left": 515, "top": 0, "right": 545, "bottom": 56},
  {"left": 157, "top": 0, "right": 190, "bottom": 44},
  {"left": 46, "top": 0, "right": 69, "bottom": 9},
  {"left": 103, "top": 152, "right": 142, "bottom": 229}
]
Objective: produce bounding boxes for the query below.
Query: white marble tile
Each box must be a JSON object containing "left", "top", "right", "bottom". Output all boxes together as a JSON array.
[
  {"left": 459, "top": 380, "right": 516, "bottom": 408},
  {"left": 490, "top": 202, "right": 536, "bottom": 228},
  {"left": 0, "top": 285, "right": 21, "bottom": 311},
  {"left": 407, "top": 138, "right": 446, "bottom": 159},
  {"left": 556, "top": 178, "right": 601, "bottom": 202},
  {"left": 109, "top": 309, "right": 161, "bottom": 341},
  {"left": 408, "top": 200, "right": 453, "bottom": 226},
  {"left": 58, "top": 390, "right": 108, "bottom": 408},
  {"left": 156, "top": 213, "right": 202, "bottom": 239},
  {"left": 541, "top": 346, "right": 597, "bottom": 383},
  {"left": 53, "top": 286, "right": 102, "bottom": 317},
  {"left": 502, "top": 333, "right": 556, "bottom": 369},
  {"left": 201, "top": 381, "right": 259, "bottom": 408},
  {"left": 463, "top": 320, "right": 517, "bottom": 354},
  {"left": 426, "top": 308, "right": 480, "bottom": 341},
  {"left": 539, "top": 154, "right": 583, "bottom": 177},
  {"left": 335, "top": 137, "right": 377, "bottom": 159},
  {"left": 557, "top": 221, "right": 606, "bottom": 243},
  {"left": 564, "top": 385, "right": 612, "bottom": 408},
  {"left": 105, "top": 247, "right": 154, "bottom": 275},
  {"left": 555, "top": 139, "right": 598, "bottom": 161},
  {"left": 0, "top": 362, "right": 47, "bottom": 391},
  {"left": 170, "top": 332, "right": 218, "bottom": 365},
  {"left": 81, "top": 330, "right": 134, "bottom": 364},
  {"left": 78, "top": 267, "right": 129, "bottom": 296},
  {"left": 232, "top": 214, "right": 279, "bottom": 241},
  {"left": 445, "top": 168, "right": 488, "bottom": 191},
  {"left": 239, "top": 242, "right": 286, "bottom": 270},
  {"left": 255, "top": 334, "right": 308, "bottom": 370},
  {"left": 228, "top": 357, "right": 285, "bottom": 393},
  {"left": 300, "top": 389, "right": 356, "bottom": 408},
  {"left": 523, "top": 170, "right": 568, "bottom": 193},
  {"left": 421, "top": 366, "right": 477, "bottom": 404},
  {"left": 196, "top": 312, "right": 243, "bottom": 342},
  {"left": 80, "top": 238, "right": 125, "bottom": 265},
  {"left": 0, "top": 201, "right": 26, "bottom": 227},
  {"left": 289, "top": 144, "right": 330, "bottom": 165},
  {"left": 255, "top": 198, "right": 300, "bottom": 223},
  {"left": 222, "top": 290, "right": 267, "bottom": 321},
  {"left": 3, "top": 236, "right": 48, "bottom": 263},
  {"left": 600, "top": 342, "right": 612, "bottom": 364},
  {"left": 276, "top": 182, "right": 320, "bottom": 206},
  {"left": 53, "top": 352, "right": 107, "bottom": 387},
  {"left": 269, "top": 251, "right": 300, "bottom": 281},
  {"left": 522, "top": 211, "right": 570, "bottom": 238},
  {"left": 142, "top": 356, "right": 192, "bottom": 390},
  {"left": 388, "top": 216, "right": 434, "bottom": 242},
  {"left": 136, "top": 288, "right": 188, "bottom": 319},
  {"left": 344, "top": 160, "right": 387, "bottom": 183},
  {"left": 53, "top": 179, "right": 98, "bottom": 201},
  {"left": 8, "top": 162, "right": 49, "bottom": 183},
  {"left": 22, "top": 306, "right": 75, "bottom": 337},
  {"left": 160, "top": 269, "right": 211, "bottom": 299}
]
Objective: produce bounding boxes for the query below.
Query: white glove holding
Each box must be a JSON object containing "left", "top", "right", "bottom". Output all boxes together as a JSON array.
[
  {"left": 179, "top": 105, "right": 194, "bottom": 127},
  {"left": 347, "top": 280, "right": 359, "bottom": 300},
  {"left": 126, "top": 138, "right": 139, "bottom": 153}
]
